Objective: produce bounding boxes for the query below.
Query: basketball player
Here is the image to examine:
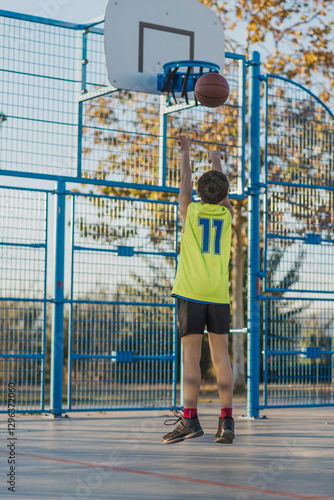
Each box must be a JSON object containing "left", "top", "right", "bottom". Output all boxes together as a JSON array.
[{"left": 162, "top": 135, "right": 235, "bottom": 445}]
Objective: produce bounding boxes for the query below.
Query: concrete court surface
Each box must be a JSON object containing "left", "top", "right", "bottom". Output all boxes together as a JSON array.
[{"left": 0, "top": 402, "right": 333, "bottom": 500}]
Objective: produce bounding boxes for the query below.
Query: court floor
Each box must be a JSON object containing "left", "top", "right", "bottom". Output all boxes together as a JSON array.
[{"left": 0, "top": 403, "right": 333, "bottom": 500}]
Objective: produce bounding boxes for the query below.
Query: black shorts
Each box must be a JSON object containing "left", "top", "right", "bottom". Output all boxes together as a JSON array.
[{"left": 176, "top": 297, "right": 230, "bottom": 338}]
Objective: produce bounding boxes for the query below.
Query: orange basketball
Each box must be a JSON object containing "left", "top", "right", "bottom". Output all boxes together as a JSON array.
[{"left": 195, "top": 73, "right": 229, "bottom": 108}]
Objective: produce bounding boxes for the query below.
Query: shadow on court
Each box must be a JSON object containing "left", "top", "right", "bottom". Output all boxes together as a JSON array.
[{"left": 0, "top": 403, "right": 333, "bottom": 500}]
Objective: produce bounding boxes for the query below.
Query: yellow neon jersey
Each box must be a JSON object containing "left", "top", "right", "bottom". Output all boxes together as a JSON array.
[{"left": 172, "top": 202, "right": 232, "bottom": 304}]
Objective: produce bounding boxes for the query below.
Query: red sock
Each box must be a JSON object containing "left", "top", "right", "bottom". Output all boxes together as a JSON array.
[
  {"left": 221, "top": 408, "right": 232, "bottom": 419},
  {"left": 184, "top": 408, "right": 197, "bottom": 419}
]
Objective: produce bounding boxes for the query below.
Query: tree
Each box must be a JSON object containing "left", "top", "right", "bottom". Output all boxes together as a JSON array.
[
  {"left": 81, "top": 58, "right": 245, "bottom": 387},
  {"left": 199, "top": 0, "right": 334, "bottom": 392},
  {"left": 80, "top": 0, "right": 334, "bottom": 394},
  {"left": 202, "top": 0, "right": 334, "bottom": 102}
]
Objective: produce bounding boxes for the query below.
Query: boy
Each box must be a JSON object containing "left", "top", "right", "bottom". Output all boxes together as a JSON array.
[{"left": 162, "top": 135, "right": 234, "bottom": 445}]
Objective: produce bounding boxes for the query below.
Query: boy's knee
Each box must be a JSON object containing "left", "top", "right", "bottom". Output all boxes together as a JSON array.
[
  {"left": 183, "top": 352, "right": 201, "bottom": 363},
  {"left": 182, "top": 349, "right": 201, "bottom": 364}
]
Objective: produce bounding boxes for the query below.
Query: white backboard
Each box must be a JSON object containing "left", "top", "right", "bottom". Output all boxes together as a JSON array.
[{"left": 104, "top": 0, "right": 225, "bottom": 94}]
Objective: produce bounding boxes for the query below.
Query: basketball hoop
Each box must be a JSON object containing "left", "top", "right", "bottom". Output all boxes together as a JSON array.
[{"left": 157, "top": 60, "right": 220, "bottom": 104}]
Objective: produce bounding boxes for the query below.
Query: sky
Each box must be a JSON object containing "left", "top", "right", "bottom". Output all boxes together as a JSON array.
[
  {"left": 0, "top": 0, "right": 109, "bottom": 24},
  {"left": 0, "top": 0, "right": 111, "bottom": 296},
  {"left": 1, "top": 1, "right": 334, "bottom": 297}
]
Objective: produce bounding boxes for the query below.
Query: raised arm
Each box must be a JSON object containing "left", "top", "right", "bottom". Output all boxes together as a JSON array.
[
  {"left": 208, "top": 151, "right": 223, "bottom": 173},
  {"left": 176, "top": 135, "right": 192, "bottom": 227},
  {"left": 208, "top": 151, "right": 234, "bottom": 219}
]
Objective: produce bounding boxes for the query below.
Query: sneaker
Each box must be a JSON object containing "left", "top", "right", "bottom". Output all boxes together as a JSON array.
[
  {"left": 161, "top": 411, "right": 204, "bottom": 444},
  {"left": 214, "top": 416, "right": 235, "bottom": 444}
]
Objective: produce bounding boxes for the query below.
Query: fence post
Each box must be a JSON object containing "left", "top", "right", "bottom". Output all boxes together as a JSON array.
[
  {"left": 159, "top": 95, "right": 168, "bottom": 188},
  {"left": 247, "top": 51, "right": 261, "bottom": 419},
  {"left": 50, "top": 181, "right": 66, "bottom": 416},
  {"left": 76, "top": 29, "right": 88, "bottom": 179}
]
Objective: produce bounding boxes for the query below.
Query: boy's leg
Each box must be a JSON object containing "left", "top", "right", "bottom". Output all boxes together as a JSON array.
[
  {"left": 208, "top": 332, "right": 233, "bottom": 408},
  {"left": 161, "top": 299, "right": 205, "bottom": 444},
  {"left": 208, "top": 332, "right": 235, "bottom": 444},
  {"left": 161, "top": 334, "right": 203, "bottom": 444},
  {"left": 181, "top": 334, "right": 203, "bottom": 409}
]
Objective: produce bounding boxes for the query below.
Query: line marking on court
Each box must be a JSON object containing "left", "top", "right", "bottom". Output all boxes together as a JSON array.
[{"left": 0, "top": 450, "right": 333, "bottom": 500}]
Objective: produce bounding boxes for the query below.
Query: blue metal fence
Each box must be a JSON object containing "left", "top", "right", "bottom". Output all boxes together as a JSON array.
[
  {"left": 0, "top": 186, "right": 48, "bottom": 412},
  {"left": 79, "top": 52, "right": 245, "bottom": 195},
  {"left": 247, "top": 51, "right": 261, "bottom": 418},
  {"left": 1, "top": 9, "right": 333, "bottom": 417},
  {"left": 261, "top": 74, "right": 334, "bottom": 408},
  {"left": 0, "top": 13, "right": 78, "bottom": 179},
  {"left": 0, "top": 10, "right": 246, "bottom": 415},
  {"left": 264, "top": 298, "right": 334, "bottom": 407},
  {"left": 68, "top": 193, "right": 178, "bottom": 411},
  {"left": 0, "top": 10, "right": 245, "bottom": 195}
]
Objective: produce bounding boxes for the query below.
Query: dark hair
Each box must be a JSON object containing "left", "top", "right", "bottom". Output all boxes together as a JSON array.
[{"left": 197, "top": 170, "right": 229, "bottom": 204}]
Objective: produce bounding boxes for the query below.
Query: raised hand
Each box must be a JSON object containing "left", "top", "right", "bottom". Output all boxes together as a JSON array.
[
  {"left": 208, "top": 151, "right": 223, "bottom": 164},
  {"left": 174, "top": 135, "right": 190, "bottom": 153}
]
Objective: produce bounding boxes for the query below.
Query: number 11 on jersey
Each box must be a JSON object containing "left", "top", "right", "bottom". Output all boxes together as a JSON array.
[{"left": 198, "top": 217, "right": 224, "bottom": 255}]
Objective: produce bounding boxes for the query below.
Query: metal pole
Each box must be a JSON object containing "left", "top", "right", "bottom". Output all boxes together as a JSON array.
[
  {"left": 76, "top": 29, "right": 88, "bottom": 179},
  {"left": 159, "top": 95, "right": 168, "bottom": 188},
  {"left": 247, "top": 51, "right": 261, "bottom": 419},
  {"left": 50, "top": 181, "right": 66, "bottom": 416}
]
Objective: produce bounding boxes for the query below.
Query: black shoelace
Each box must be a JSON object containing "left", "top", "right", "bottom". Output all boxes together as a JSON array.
[{"left": 163, "top": 410, "right": 184, "bottom": 426}]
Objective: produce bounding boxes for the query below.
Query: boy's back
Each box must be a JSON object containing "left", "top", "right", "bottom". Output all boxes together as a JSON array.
[{"left": 172, "top": 201, "right": 232, "bottom": 304}]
